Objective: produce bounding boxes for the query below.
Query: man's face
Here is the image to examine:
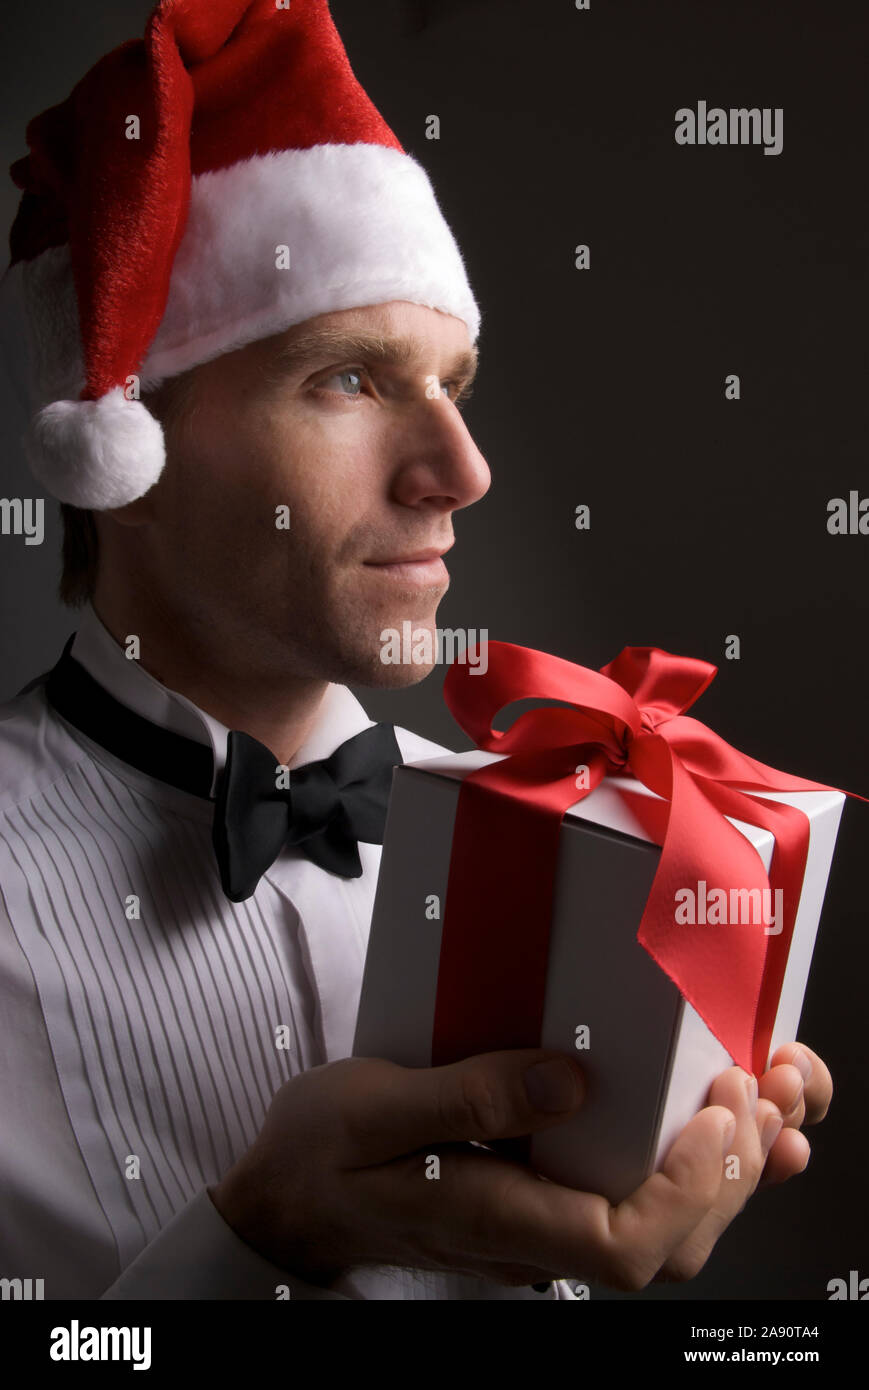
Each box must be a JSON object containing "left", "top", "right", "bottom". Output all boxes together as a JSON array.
[{"left": 131, "top": 300, "right": 489, "bottom": 687}]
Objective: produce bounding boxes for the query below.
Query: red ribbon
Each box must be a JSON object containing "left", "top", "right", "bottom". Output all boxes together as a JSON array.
[{"left": 431, "top": 642, "right": 864, "bottom": 1078}]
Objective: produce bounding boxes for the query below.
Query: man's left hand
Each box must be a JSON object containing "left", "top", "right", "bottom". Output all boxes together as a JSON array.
[{"left": 652, "top": 1042, "right": 832, "bottom": 1282}]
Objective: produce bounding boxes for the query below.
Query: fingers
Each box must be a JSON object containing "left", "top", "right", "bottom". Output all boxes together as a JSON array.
[
  {"left": 582, "top": 1104, "right": 738, "bottom": 1289},
  {"left": 336, "top": 1047, "right": 830, "bottom": 1288},
  {"left": 757, "top": 1063, "right": 806, "bottom": 1129},
  {"left": 765, "top": 1043, "right": 832, "bottom": 1125},
  {"left": 752, "top": 1043, "right": 831, "bottom": 1186},
  {"left": 337, "top": 1051, "right": 586, "bottom": 1167},
  {"left": 651, "top": 1067, "right": 780, "bottom": 1282},
  {"left": 757, "top": 1125, "right": 811, "bottom": 1187},
  {"left": 338, "top": 1044, "right": 829, "bottom": 1172},
  {"left": 361, "top": 1101, "right": 738, "bottom": 1290}
]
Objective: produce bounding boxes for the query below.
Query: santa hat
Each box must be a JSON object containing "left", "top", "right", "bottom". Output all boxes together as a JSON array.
[{"left": 1, "top": 0, "right": 480, "bottom": 510}]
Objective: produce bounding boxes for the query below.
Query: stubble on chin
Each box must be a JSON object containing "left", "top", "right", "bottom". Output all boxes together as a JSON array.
[{"left": 317, "top": 590, "right": 444, "bottom": 688}]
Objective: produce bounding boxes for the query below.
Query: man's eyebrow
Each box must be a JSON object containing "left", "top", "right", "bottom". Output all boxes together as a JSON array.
[{"left": 268, "top": 329, "right": 479, "bottom": 385}]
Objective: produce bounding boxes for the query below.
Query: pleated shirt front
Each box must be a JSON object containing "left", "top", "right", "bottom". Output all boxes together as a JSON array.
[{"left": 0, "top": 606, "right": 577, "bottom": 1301}]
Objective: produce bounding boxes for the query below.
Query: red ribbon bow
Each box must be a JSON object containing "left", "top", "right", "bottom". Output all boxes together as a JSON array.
[{"left": 432, "top": 642, "right": 860, "bottom": 1077}]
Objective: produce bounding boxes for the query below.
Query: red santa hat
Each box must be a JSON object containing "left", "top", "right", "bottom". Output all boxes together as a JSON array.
[{"left": 1, "top": 0, "right": 480, "bottom": 510}]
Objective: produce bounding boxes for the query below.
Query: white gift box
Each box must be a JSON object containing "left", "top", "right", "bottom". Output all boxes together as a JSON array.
[{"left": 353, "top": 750, "right": 845, "bottom": 1204}]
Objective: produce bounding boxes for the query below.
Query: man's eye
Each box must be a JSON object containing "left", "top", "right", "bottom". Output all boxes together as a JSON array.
[{"left": 320, "top": 368, "right": 365, "bottom": 396}]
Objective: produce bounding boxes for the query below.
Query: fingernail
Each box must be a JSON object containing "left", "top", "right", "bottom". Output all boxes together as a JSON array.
[
  {"left": 793, "top": 1050, "right": 813, "bottom": 1083},
  {"left": 762, "top": 1114, "right": 784, "bottom": 1152},
  {"left": 744, "top": 1073, "right": 758, "bottom": 1114},
  {"left": 524, "top": 1059, "right": 580, "bottom": 1112},
  {"left": 721, "top": 1116, "right": 737, "bottom": 1155}
]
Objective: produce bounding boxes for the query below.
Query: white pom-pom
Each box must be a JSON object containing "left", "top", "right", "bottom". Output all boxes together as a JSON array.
[{"left": 26, "top": 386, "right": 166, "bottom": 509}]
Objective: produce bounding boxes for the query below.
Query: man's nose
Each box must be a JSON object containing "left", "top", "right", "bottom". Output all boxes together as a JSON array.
[{"left": 390, "top": 391, "right": 491, "bottom": 511}]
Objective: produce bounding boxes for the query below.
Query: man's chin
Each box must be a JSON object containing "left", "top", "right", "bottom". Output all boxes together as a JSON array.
[
  {"left": 309, "top": 604, "right": 444, "bottom": 686},
  {"left": 341, "top": 652, "right": 439, "bottom": 690},
  {"left": 332, "top": 605, "right": 443, "bottom": 684}
]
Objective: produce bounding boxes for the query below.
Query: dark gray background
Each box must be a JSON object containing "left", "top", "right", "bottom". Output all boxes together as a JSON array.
[{"left": 1, "top": 0, "right": 866, "bottom": 1300}]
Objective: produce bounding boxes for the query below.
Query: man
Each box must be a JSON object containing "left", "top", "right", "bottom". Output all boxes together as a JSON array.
[{"left": 0, "top": 0, "right": 827, "bottom": 1300}]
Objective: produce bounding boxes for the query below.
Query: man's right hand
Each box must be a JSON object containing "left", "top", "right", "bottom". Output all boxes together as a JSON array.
[{"left": 208, "top": 1049, "right": 780, "bottom": 1291}]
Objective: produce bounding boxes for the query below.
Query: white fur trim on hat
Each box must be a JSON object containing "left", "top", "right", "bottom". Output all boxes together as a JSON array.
[
  {"left": 1, "top": 143, "right": 479, "bottom": 508},
  {"left": 142, "top": 143, "right": 481, "bottom": 384},
  {"left": 2, "top": 144, "right": 480, "bottom": 409},
  {"left": 26, "top": 388, "right": 166, "bottom": 509}
]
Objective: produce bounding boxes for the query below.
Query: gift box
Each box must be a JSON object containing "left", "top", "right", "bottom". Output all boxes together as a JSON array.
[{"left": 352, "top": 643, "right": 852, "bottom": 1204}]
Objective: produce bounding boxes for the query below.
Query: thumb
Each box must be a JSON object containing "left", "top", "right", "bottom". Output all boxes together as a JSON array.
[{"left": 338, "top": 1050, "right": 586, "bottom": 1167}]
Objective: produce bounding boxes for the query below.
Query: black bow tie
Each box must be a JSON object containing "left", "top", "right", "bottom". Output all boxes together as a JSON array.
[
  {"left": 213, "top": 724, "right": 400, "bottom": 900},
  {"left": 44, "top": 637, "right": 401, "bottom": 902}
]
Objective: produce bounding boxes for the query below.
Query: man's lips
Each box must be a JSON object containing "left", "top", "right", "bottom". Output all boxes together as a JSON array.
[{"left": 363, "top": 544, "right": 453, "bottom": 585}]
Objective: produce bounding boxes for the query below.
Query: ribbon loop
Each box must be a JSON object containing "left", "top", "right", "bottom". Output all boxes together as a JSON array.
[{"left": 433, "top": 640, "right": 861, "bottom": 1078}]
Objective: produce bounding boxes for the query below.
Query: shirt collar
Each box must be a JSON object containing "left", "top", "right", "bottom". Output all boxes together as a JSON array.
[{"left": 69, "top": 604, "right": 377, "bottom": 798}]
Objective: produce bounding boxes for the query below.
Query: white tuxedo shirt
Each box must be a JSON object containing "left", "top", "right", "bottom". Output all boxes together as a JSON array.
[{"left": 0, "top": 605, "right": 579, "bottom": 1300}]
